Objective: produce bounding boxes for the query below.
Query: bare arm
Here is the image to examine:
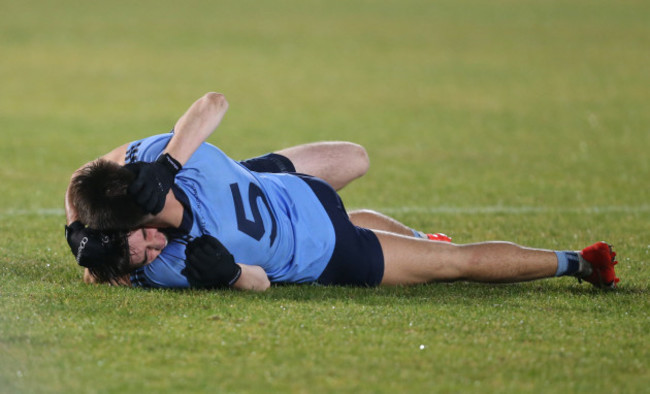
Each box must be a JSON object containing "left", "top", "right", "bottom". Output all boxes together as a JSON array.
[
  {"left": 163, "top": 92, "right": 229, "bottom": 165},
  {"left": 275, "top": 141, "right": 369, "bottom": 191},
  {"left": 85, "top": 264, "right": 268, "bottom": 291},
  {"left": 65, "top": 91, "right": 228, "bottom": 224},
  {"left": 123, "top": 92, "right": 230, "bottom": 215}
]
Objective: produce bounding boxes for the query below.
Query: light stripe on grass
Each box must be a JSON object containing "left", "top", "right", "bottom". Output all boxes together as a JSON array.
[{"left": 2, "top": 205, "right": 650, "bottom": 219}]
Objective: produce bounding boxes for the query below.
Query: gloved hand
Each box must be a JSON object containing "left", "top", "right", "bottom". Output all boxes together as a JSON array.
[
  {"left": 65, "top": 221, "right": 117, "bottom": 268},
  {"left": 181, "top": 235, "right": 242, "bottom": 288},
  {"left": 126, "top": 153, "right": 182, "bottom": 215}
]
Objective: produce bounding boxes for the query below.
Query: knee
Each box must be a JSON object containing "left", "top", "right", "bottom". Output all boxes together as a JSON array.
[
  {"left": 342, "top": 142, "right": 369, "bottom": 179},
  {"left": 348, "top": 209, "right": 379, "bottom": 220}
]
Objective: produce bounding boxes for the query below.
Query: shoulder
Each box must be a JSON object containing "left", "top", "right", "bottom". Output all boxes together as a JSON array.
[
  {"left": 130, "top": 241, "right": 190, "bottom": 288},
  {"left": 125, "top": 134, "right": 174, "bottom": 164}
]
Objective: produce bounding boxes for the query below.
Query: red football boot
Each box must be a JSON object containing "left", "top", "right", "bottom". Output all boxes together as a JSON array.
[
  {"left": 426, "top": 233, "right": 452, "bottom": 242},
  {"left": 579, "top": 242, "right": 620, "bottom": 289}
]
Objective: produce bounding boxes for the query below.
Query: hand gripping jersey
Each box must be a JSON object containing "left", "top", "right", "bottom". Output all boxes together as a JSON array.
[{"left": 127, "top": 134, "right": 336, "bottom": 287}]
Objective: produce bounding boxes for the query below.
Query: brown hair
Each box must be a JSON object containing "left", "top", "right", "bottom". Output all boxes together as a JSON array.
[{"left": 69, "top": 160, "right": 147, "bottom": 231}]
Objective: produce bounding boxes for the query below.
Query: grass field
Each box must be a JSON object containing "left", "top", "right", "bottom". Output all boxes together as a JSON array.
[{"left": 1, "top": 0, "right": 649, "bottom": 392}]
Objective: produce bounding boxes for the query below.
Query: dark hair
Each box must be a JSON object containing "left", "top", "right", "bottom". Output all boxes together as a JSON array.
[
  {"left": 85, "top": 231, "right": 133, "bottom": 283},
  {"left": 69, "top": 160, "right": 147, "bottom": 231}
]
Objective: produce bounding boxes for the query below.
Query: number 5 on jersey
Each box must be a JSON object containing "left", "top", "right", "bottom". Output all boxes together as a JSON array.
[{"left": 230, "top": 183, "right": 277, "bottom": 246}]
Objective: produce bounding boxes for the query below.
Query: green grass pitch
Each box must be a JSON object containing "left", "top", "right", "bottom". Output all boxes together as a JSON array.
[{"left": 1, "top": 0, "right": 649, "bottom": 392}]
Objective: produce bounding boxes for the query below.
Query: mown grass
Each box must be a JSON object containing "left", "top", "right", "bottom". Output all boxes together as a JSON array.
[{"left": 1, "top": 0, "right": 649, "bottom": 392}]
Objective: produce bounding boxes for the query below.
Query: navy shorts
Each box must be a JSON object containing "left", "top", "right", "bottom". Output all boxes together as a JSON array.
[
  {"left": 297, "top": 174, "right": 385, "bottom": 287},
  {"left": 240, "top": 153, "right": 296, "bottom": 174}
]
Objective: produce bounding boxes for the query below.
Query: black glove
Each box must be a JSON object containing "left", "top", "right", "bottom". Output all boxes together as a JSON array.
[
  {"left": 65, "top": 221, "right": 118, "bottom": 268},
  {"left": 181, "top": 235, "right": 242, "bottom": 288},
  {"left": 126, "top": 153, "right": 182, "bottom": 215}
]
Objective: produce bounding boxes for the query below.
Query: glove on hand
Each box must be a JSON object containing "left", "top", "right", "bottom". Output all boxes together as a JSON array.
[
  {"left": 65, "top": 221, "right": 118, "bottom": 268},
  {"left": 181, "top": 235, "right": 242, "bottom": 288},
  {"left": 126, "top": 153, "right": 182, "bottom": 215}
]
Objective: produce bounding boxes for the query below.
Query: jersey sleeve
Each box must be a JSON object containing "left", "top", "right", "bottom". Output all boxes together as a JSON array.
[
  {"left": 125, "top": 133, "right": 173, "bottom": 164},
  {"left": 129, "top": 240, "right": 191, "bottom": 288}
]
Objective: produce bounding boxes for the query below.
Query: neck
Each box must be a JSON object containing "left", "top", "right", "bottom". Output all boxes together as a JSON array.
[{"left": 143, "top": 191, "right": 184, "bottom": 228}]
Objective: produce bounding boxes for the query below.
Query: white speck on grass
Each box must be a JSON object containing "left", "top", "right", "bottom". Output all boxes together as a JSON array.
[{"left": 420, "top": 345, "right": 425, "bottom": 350}]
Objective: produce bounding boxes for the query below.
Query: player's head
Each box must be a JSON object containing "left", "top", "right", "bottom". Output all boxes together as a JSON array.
[
  {"left": 127, "top": 228, "right": 168, "bottom": 268},
  {"left": 69, "top": 160, "right": 149, "bottom": 231},
  {"left": 81, "top": 228, "right": 168, "bottom": 282}
]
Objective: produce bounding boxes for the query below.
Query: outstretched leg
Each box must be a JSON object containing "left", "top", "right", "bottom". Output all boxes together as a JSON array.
[
  {"left": 275, "top": 142, "right": 369, "bottom": 190},
  {"left": 375, "top": 231, "right": 558, "bottom": 286},
  {"left": 349, "top": 209, "right": 452, "bottom": 241},
  {"left": 348, "top": 209, "right": 415, "bottom": 236}
]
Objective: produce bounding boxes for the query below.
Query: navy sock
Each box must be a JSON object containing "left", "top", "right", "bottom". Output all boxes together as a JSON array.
[{"left": 554, "top": 251, "right": 581, "bottom": 276}]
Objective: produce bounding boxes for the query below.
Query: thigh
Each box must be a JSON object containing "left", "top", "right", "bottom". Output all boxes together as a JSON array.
[
  {"left": 296, "top": 175, "right": 384, "bottom": 286},
  {"left": 276, "top": 142, "right": 368, "bottom": 191},
  {"left": 374, "top": 230, "right": 463, "bottom": 286}
]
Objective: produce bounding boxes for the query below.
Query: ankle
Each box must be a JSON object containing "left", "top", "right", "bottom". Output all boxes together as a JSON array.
[{"left": 575, "top": 253, "right": 594, "bottom": 278}]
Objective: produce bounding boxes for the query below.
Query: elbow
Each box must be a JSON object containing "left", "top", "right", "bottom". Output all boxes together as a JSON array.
[{"left": 201, "top": 92, "right": 228, "bottom": 112}]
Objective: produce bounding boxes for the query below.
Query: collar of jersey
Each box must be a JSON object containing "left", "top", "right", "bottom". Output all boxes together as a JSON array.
[{"left": 171, "top": 184, "right": 193, "bottom": 235}]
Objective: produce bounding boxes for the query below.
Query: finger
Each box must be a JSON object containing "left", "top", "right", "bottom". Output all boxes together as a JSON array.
[
  {"left": 182, "top": 266, "right": 204, "bottom": 286},
  {"left": 205, "top": 235, "right": 221, "bottom": 247},
  {"left": 189, "top": 243, "right": 210, "bottom": 260},
  {"left": 151, "top": 197, "right": 165, "bottom": 215},
  {"left": 134, "top": 181, "right": 154, "bottom": 204},
  {"left": 123, "top": 163, "right": 142, "bottom": 176},
  {"left": 189, "top": 258, "right": 212, "bottom": 280},
  {"left": 215, "top": 251, "right": 234, "bottom": 265},
  {"left": 136, "top": 188, "right": 156, "bottom": 213},
  {"left": 66, "top": 221, "right": 85, "bottom": 232},
  {"left": 182, "top": 263, "right": 200, "bottom": 279},
  {"left": 194, "top": 249, "right": 214, "bottom": 265},
  {"left": 127, "top": 176, "right": 146, "bottom": 195}
]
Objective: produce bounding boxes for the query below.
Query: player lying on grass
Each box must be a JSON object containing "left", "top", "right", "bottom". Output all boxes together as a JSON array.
[{"left": 64, "top": 92, "right": 619, "bottom": 291}]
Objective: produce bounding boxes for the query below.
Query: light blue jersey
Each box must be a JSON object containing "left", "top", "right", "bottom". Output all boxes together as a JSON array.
[{"left": 128, "top": 134, "right": 336, "bottom": 288}]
